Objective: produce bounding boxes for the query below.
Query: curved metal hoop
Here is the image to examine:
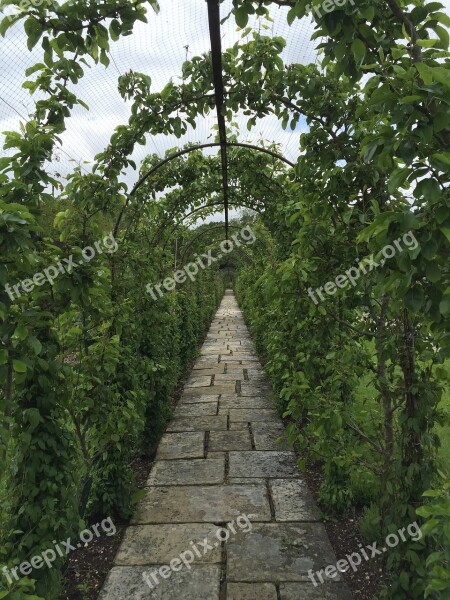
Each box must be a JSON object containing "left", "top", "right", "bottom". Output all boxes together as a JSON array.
[
  {"left": 179, "top": 223, "right": 255, "bottom": 265},
  {"left": 113, "top": 142, "right": 294, "bottom": 236}
]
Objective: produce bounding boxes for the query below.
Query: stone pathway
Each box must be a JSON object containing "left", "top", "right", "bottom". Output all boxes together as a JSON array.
[{"left": 99, "top": 291, "right": 353, "bottom": 599}]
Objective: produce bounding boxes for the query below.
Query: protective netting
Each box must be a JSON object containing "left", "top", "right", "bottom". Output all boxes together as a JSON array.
[{"left": 0, "top": 0, "right": 318, "bottom": 190}]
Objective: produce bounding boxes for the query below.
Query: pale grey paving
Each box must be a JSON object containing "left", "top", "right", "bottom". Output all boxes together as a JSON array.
[{"left": 98, "top": 291, "right": 353, "bottom": 599}]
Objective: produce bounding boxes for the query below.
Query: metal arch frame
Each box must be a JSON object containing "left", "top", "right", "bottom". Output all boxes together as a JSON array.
[
  {"left": 157, "top": 198, "right": 265, "bottom": 250},
  {"left": 179, "top": 223, "right": 255, "bottom": 265},
  {"left": 113, "top": 142, "right": 294, "bottom": 237}
]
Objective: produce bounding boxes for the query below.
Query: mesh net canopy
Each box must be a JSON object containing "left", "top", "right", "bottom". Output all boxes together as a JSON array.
[{"left": 0, "top": 1, "right": 318, "bottom": 200}]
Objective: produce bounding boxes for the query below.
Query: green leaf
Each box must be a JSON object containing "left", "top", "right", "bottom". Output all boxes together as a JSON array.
[
  {"left": 440, "top": 226, "right": 450, "bottom": 243},
  {"left": 28, "top": 336, "right": 42, "bottom": 355},
  {"left": 388, "top": 167, "right": 410, "bottom": 193},
  {"left": 24, "top": 17, "right": 44, "bottom": 51},
  {"left": 351, "top": 38, "right": 366, "bottom": 65},
  {"left": 433, "top": 152, "right": 450, "bottom": 167},
  {"left": 426, "top": 262, "right": 441, "bottom": 283},
  {"left": 234, "top": 7, "right": 249, "bottom": 28},
  {"left": 13, "top": 359, "right": 27, "bottom": 373},
  {"left": 439, "top": 295, "right": 450, "bottom": 315},
  {"left": 405, "top": 286, "right": 425, "bottom": 312},
  {"left": 415, "top": 63, "right": 433, "bottom": 85},
  {"left": 360, "top": 6, "right": 375, "bottom": 21}
]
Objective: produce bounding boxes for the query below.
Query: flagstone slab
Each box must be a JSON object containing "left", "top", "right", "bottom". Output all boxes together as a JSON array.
[
  {"left": 224, "top": 409, "right": 279, "bottom": 423},
  {"left": 225, "top": 355, "right": 259, "bottom": 362},
  {"left": 148, "top": 458, "right": 225, "bottom": 486},
  {"left": 185, "top": 375, "right": 213, "bottom": 388},
  {"left": 229, "top": 422, "right": 251, "bottom": 430},
  {"left": 209, "top": 430, "right": 252, "bottom": 451},
  {"left": 179, "top": 393, "right": 219, "bottom": 404},
  {"left": 226, "top": 583, "right": 277, "bottom": 599},
  {"left": 131, "top": 485, "right": 272, "bottom": 524},
  {"left": 202, "top": 348, "right": 232, "bottom": 355},
  {"left": 193, "top": 358, "right": 220, "bottom": 368},
  {"left": 240, "top": 381, "right": 272, "bottom": 395},
  {"left": 98, "top": 565, "right": 220, "bottom": 600},
  {"left": 208, "top": 451, "right": 226, "bottom": 459},
  {"left": 270, "top": 479, "right": 319, "bottom": 521},
  {"left": 220, "top": 397, "right": 273, "bottom": 409},
  {"left": 279, "top": 583, "right": 354, "bottom": 599},
  {"left": 229, "top": 451, "right": 299, "bottom": 478},
  {"left": 115, "top": 523, "right": 222, "bottom": 565},
  {"left": 167, "top": 416, "right": 228, "bottom": 432},
  {"left": 209, "top": 384, "right": 239, "bottom": 395},
  {"left": 189, "top": 368, "right": 224, "bottom": 377},
  {"left": 253, "top": 428, "right": 292, "bottom": 451},
  {"left": 174, "top": 403, "right": 218, "bottom": 417},
  {"left": 228, "top": 478, "right": 267, "bottom": 485},
  {"left": 227, "top": 523, "right": 339, "bottom": 582},
  {"left": 214, "top": 374, "right": 242, "bottom": 383},
  {"left": 156, "top": 432, "right": 205, "bottom": 460}
]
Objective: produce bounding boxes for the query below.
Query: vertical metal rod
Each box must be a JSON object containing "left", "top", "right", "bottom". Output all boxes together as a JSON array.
[{"left": 206, "top": 0, "right": 229, "bottom": 240}]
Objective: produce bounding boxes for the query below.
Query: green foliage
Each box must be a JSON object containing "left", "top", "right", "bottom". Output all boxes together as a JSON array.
[
  {"left": 1, "top": 0, "right": 449, "bottom": 598},
  {"left": 359, "top": 504, "right": 383, "bottom": 544},
  {"left": 416, "top": 477, "right": 450, "bottom": 598}
]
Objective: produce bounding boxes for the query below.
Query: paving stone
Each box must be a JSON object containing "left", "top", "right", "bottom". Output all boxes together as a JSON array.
[
  {"left": 167, "top": 416, "right": 228, "bottom": 432},
  {"left": 193, "top": 359, "right": 220, "bottom": 369},
  {"left": 208, "top": 451, "right": 226, "bottom": 459},
  {"left": 270, "top": 479, "right": 319, "bottom": 521},
  {"left": 229, "top": 422, "right": 250, "bottom": 430},
  {"left": 209, "top": 430, "right": 252, "bottom": 451},
  {"left": 131, "top": 485, "right": 272, "bottom": 523},
  {"left": 253, "top": 428, "right": 292, "bottom": 451},
  {"left": 223, "top": 360, "right": 261, "bottom": 367},
  {"left": 224, "top": 409, "right": 279, "bottom": 423},
  {"left": 214, "top": 374, "right": 242, "bottom": 383},
  {"left": 148, "top": 458, "right": 225, "bottom": 486},
  {"left": 226, "top": 582, "right": 277, "bottom": 599},
  {"left": 202, "top": 348, "right": 232, "bottom": 355},
  {"left": 252, "top": 421, "right": 284, "bottom": 433},
  {"left": 228, "top": 478, "right": 267, "bottom": 485},
  {"left": 240, "top": 381, "right": 272, "bottom": 395},
  {"left": 98, "top": 565, "right": 220, "bottom": 599},
  {"left": 227, "top": 523, "right": 340, "bottom": 582},
  {"left": 225, "top": 355, "right": 259, "bottom": 362},
  {"left": 229, "top": 451, "right": 299, "bottom": 478},
  {"left": 156, "top": 432, "right": 205, "bottom": 460},
  {"left": 179, "top": 393, "right": 219, "bottom": 404},
  {"left": 115, "top": 523, "right": 222, "bottom": 565},
  {"left": 221, "top": 370, "right": 246, "bottom": 378},
  {"left": 174, "top": 403, "right": 218, "bottom": 417},
  {"left": 220, "top": 397, "right": 272, "bottom": 409},
  {"left": 186, "top": 375, "right": 213, "bottom": 388},
  {"left": 189, "top": 368, "right": 224, "bottom": 376},
  {"left": 279, "top": 583, "right": 354, "bottom": 599},
  {"left": 210, "top": 384, "right": 239, "bottom": 395}
]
